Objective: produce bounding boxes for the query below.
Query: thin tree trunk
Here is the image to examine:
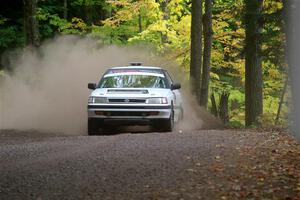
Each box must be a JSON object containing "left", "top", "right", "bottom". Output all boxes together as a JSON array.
[
  {"left": 63, "top": 0, "right": 68, "bottom": 19},
  {"left": 219, "top": 92, "right": 230, "bottom": 123},
  {"left": 190, "top": 0, "right": 203, "bottom": 103},
  {"left": 275, "top": 77, "right": 288, "bottom": 125},
  {"left": 160, "top": 0, "right": 169, "bottom": 43},
  {"left": 244, "top": 0, "right": 263, "bottom": 126},
  {"left": 138, "top": 12, "right": 142, "bottom": 33},
  {"left": 200, "top": 0, "right": 213, "bottom": 108},
  {"left": 210, "top": 93, "right": 218, "bottom": 117},
  {"left": 85, "top": 5, "right": 93, "bottom": 25},
  {"left": 23, "top": 0, "right": 39, "bottom": 47}
]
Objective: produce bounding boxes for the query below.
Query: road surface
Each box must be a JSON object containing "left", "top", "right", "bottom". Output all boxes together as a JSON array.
[{"left": 0, "top": 129, "right": 299, "bottom": 200}]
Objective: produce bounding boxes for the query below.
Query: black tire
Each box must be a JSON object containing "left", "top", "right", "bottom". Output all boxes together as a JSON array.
[
  {"left": 161, "top": 117, "right": 174, "bottom": 132},
  {"left": 88, "top": 118, "right": 100, "bottom": 135},
  {"left": 155, "top": 105, "right": 174, "bottom": 132}
]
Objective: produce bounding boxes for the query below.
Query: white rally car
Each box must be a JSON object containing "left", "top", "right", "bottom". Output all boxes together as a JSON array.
[{"left": 87, "top": 63, "right": 183, "bottom": 135}]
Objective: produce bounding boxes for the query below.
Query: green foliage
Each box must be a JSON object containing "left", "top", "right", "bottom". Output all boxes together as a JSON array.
[
  {"left": 38, "top": 8, "right": 88, "bottom": 35},
  {"left": 225, "top": 120, "right": 244, "bottom": 129},
  {"left": 71, "top": 0, "right": 106, "bottom": 6},
  {"left": 0, "top": 16, "right": 7, "bottom": 25},
  {"left": 0, "top": 26, "right": 21, "bottom": 49},
  {"left": 0, "top": 0, "right": 288, "bottom": 128},
  {"left": 0, "top": 16, "right": 24, "bottom": 51},
  {"left": 0, "top": 70, "right": 5, "bottom": 76}
]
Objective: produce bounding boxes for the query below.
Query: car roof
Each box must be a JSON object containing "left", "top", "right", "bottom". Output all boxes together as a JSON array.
[
  {"left": 104, "top": 66, "right": 166, "bottom": 77},
  {"left": 110, "top": 66, "right": 163, "bottom": 70},
  {"left": 104, "top": 72, "right": 165, "bottom": 78}
]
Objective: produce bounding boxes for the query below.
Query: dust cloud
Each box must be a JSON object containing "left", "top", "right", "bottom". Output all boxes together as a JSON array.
[{"left": 0, "top": 35, "right": 222, "bottom": 134}]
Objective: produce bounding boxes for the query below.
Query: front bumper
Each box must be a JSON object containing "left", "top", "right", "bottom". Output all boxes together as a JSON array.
[{"left": 87, "top": 104, "right": 171, "bottom": 120}]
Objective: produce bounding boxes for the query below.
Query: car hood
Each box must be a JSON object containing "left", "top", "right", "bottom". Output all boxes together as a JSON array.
[{"left": 90, "top": 88, "right": 170, "bottom": 98}]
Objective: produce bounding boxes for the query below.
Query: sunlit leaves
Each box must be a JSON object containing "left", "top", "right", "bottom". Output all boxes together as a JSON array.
[{"left": 104, "top": 0, "right": 160, "bottom": 26}]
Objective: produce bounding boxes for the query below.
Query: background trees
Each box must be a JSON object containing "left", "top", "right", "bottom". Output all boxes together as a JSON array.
[
  {"left": 24, "top": 0, "right": 40, "bottom": 46},
  {"left": 0, "top": 0, "right": 289, "bottom": 128},
  {"left": 200, "top": 0, "right": 213, "bottom": 108},
  {"left": 244, "top": 0, "right": 263, "bottom": 126},
  {"left": 190, "top": 0, "right": 202, "bottom": 102}
]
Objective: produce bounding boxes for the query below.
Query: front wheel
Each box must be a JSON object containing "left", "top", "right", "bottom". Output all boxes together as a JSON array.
[
  {"left": 152, "top": 107, "right": 174, "bottom": 132},
  {"left": 88, "top": 118, "right": 101, "bottom": 135},
  {"left": 161, "top": 114, "right": 174, "bottom": 132}
]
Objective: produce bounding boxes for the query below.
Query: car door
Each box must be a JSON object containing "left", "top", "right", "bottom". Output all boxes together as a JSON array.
[{"left": 164, "top": 70, "right": 182, "bottom": 121}]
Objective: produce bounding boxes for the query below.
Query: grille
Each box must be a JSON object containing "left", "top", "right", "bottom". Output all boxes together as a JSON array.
[{"left": 108, "top": 99, "right": 146, "bottom": 104}]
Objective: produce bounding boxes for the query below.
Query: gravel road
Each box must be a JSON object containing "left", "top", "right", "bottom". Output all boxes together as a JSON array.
[{"left": 0, "top": 129, "right": 299, "bottom": 200}]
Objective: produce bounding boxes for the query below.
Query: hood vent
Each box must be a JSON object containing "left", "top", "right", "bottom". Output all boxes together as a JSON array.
[{"left": 107, "top": 89, "right": 149, "bottom": 94}]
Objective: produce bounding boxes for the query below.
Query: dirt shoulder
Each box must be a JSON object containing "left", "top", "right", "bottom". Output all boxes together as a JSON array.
[{"left": 162, "top": 130, "right": 300, "bottom": 200}]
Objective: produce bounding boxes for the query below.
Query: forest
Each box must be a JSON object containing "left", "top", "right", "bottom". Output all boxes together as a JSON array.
[
  {"left": 0, "top": 0, "right": 290, "bottom": 128},
  {"left": 1, "top": 1, "right": 300, "bottom": 199}
]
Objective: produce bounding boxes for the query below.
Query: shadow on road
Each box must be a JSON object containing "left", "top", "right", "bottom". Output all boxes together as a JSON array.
[{"left": 99, "top": 125, "right": 154, "bottom": 135}]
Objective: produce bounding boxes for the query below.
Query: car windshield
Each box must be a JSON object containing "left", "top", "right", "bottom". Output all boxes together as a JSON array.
[{"left": 99, "top": 74, "right": 167, "bottom": 88}]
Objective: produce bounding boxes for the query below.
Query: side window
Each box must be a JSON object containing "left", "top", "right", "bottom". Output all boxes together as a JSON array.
[{"left": 164, "top": 70, "right": 173, "bottom": 86}]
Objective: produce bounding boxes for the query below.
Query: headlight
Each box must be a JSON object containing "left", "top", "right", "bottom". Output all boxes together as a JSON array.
[
  {"left": 146, "top": 97, "right": 168, "bottom": 104},
  {"left": 88, "top": 97, "right": 107, "bottom": 104}
]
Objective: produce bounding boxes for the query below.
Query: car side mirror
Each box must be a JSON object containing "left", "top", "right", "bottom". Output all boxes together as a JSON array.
[
  {"left": 171, "top": 83, "right": 181, "bottom": 90},
  {"left": 88, "top": 83, "right": 97, "bottom": 90}
]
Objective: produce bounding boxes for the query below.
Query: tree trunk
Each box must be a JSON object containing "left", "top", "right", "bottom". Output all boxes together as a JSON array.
[
  {"left": 200, "top": 0, "right": 213, "bottom": 108},
  {"left": 138, "top": 12, "right": 142, "bottom": 33},
  {"left": 160, "top": 0, "right": 169, "bottom": 43},
  {"left": 283, "top": 0, "right": 300, "bottom": 139},
  {"left": 23, "top": 0, "right": 39, "bottom": 47},
  {"left": 219, "top": 92, "right": 230, "bottom": 123},
  {"left": 63, "top": 0, "right": 68, "bottom": 19},
  {"left": 275, "top": 77, "right": 288, "bottom": 125},
  {"left": 84, "top": 5, "right": 93, "bottom": 25},
  {"left": 210, "top": 93, "right": 218, "bottom": 117},
  {"left": 190, "top": 0, "right": 203, "bottom": 103},
  {"left": 244, "top": 0, "right": 263, "bottom": 126}
]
